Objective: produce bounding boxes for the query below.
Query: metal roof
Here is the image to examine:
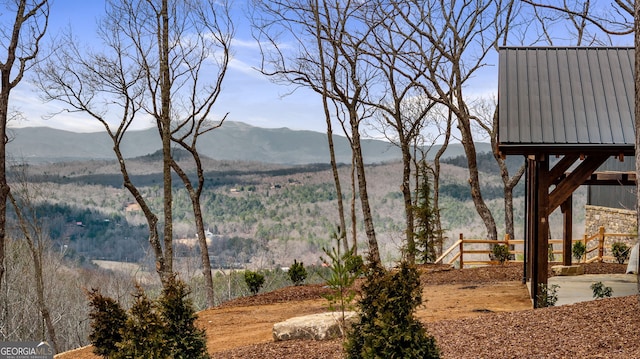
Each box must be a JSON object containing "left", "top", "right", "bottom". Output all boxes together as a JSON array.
[{"left": 498, "top": 47, "right": 635, "bottom": 155}]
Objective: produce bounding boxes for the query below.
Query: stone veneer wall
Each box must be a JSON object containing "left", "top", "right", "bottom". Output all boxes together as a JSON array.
[{"left": 584, "top": 205, "right": 637, "bottom": 260}]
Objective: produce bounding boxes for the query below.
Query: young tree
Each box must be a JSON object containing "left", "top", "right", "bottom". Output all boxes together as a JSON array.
[{"left": 0, "top": 0, "right": 49, "bottom": 292}]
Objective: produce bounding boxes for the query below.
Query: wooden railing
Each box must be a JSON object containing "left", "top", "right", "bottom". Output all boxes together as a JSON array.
[{"left": 435, "top": 226, "right": 637, "bottom": 268}]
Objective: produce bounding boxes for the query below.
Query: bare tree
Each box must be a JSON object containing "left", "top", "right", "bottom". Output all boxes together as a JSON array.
[
  {"left": 0, "top": 0, "right": 49, "bottom": 292},
  {"left": 398, "top": 0, "right": 515, "bottom": 240},
  {"left": 362, "top": 1, "right": 438, "bottom": 263},
  {"left": 36, "top": 23, "right": 172, "bottom": 282},
  {"left": 7, "top": 169, "right": 59, "bottom": 353},
  {"left": 166, "top": 0, "right": 233, "bottom": 309},
  {"left": 37, "top": 1, "right": 233, "bottom": 298},
  {"left": 251, "top": 0, "right": 383, "bottom": 265}
]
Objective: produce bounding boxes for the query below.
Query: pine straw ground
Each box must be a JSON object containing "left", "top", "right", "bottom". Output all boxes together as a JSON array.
[{"left": 210, "top": 263, "right": 640, "bottom": 359}]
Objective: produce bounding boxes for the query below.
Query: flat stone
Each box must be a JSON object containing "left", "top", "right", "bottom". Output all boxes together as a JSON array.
[
  {"left": 273, "top": 311, "right": 358, "bottom": 341},
  {"left": 551, "top": 265, "right": 584, "bottom": 276}
]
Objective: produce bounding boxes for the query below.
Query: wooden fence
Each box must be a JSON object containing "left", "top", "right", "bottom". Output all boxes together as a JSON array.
[{"left": 435, "top": 226, "right": 637, "bottom": 268}]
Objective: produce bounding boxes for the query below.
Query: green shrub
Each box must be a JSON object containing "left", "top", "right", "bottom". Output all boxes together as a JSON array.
[
  {"left": 492, "top": 244, "right": 510, "bottom": 265},
  {"left": 572, "top": 241, "right": 586, "bottom": 262},
  {"left": 86, "top": 288, "right": 127, "bottom": 358},
  {"left": 288, "top": 259, "right": 307, "bottom": 286},
  {"left": 612, "top": 242, "right": 630, "bottom": 264},
  {"left": 88, "top": 279, "right": 210, "bottom": 359},
  {"left": 244, "top": 270, "right": 265, "bottom": 295},
  {"left": 158, "top": 277, "right": 209, "bottom": 359},
  {"left": 115, "top": 286, "right": 169, "bottom": 358},
  {"left": 345, "top": 262, "right": 440, "bottom": 358},
  {"left": 536, "top": 283, "right": 559, "bottom": 307},
  {"left": 591, "top": 281, "right": 613, "bottom": 299}
]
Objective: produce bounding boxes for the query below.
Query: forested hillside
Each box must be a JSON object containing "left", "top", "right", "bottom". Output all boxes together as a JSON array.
[{"left": 7, "top": 151, "right": 548, "bottom": 270}]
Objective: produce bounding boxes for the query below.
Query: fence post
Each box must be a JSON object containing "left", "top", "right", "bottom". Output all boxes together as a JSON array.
[
  {"left": 598, "top": 226, "right": 605, "bottom": 262},
  {"left": 459, "top": 233, "right": 464, "bottom": 269},
  {"left": 583, "top": 234, "right": 588, "bottom": 263}
]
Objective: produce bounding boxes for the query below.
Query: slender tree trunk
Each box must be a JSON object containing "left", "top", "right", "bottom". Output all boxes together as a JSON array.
[
  {"left": 433, "top": 115, "right": 452, "bottom": 256},
  {"left": 115, "top": 146, "right": 166, "bottom": 280},
  {"left": 159, "top": 0, "right": 173, "bottom": 279},
  {"left": 311, "top": 1, "right": 347, "bottom": 253},
  {"left": 400, "top": 141, "right": 415, "bottom": 264},
  {"left": 458, "top": 113, "right": 498, "bottom": 240},
  {"left": 350, "top": 154, "right": 357, "bottom": 255},
  {"left": 0, "top": 94, "right": 7, "bottom": 292},
  {"left": 502, "top": 164, "right": 526, "bottom": 239},
  {"left": 351, "top": 118, "right": 380, "bottom": 265},
  {"left": 171, "top": 159, "right": 216, "bottom": 308},
  {"left": 192, "top": 195, "right": 215, "bottom": 307}
]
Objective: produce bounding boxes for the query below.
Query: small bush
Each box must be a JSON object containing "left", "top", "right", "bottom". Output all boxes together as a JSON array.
[
  {"left": 536, "top": 283, "right": 559, "bottom": 307},
  {"left": 612, "top": 242, "right": 630, "bottom": 264},
  {"left": 572, "top": 241, "right": 586, "bottom": 262},
  {"left": 158, "top": 277, "right": 210, "bottom": 359},
  {"left": 288, "top": 259, "right": 307, "bottom": 286},
  {"left": 492, "top": 244, "right": 510, "bottom": 265},
  {"left": 86, "top": 288, "right": 127, "bottom": 358},
  {"left": 116, "top": 286, "right": 169, "bottom": 358},
  {"left": 88, "top": 279, "right": 210, "bottom": 359},
  {"left": 345, "top": 262, "right": 440, "bottom": 358},
  {"left": 591, "top": 281, "right": 613, "bottom": 299},
  {"left": 244, "top": 270, "right": 265, "bottom": 295}
]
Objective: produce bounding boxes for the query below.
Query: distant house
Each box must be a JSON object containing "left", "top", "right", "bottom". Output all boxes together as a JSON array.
[{"left": 125, "top": 202, "right": 142, "bottom": 212}]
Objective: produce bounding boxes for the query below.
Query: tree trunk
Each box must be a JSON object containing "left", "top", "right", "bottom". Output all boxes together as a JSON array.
[
  {"left": 433, "top": 116, "right": 452, "bottom": 256},
  {"left": 115, "top": 146, "right": 166, "bottom": 280},
  {"left": 159, "top": 0, "right": 173, "bottom": 280},
  {"left": 0, "top": 93, "right": 7, "bottom": 292},
  {"left": 351, "top": 118, "right": 380, "bottom": 265},
  {"left": 171, "top": 159, "right": 216, "bottom": 308},
  {"left": 458, "top": 115, "right": 498, "bottom": 240},
  {"left": 400, "top": 141, "right": 415, "bottom": 264},
  {"left": 311, "top": 1, "right": 348, "bottom": 253}
]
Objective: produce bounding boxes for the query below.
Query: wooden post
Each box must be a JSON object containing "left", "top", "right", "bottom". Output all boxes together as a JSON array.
[
  {"left": 598, "top": 226, "right": 605, "bottom": 262},
  {"left": 532, "top": 154, "right": 550, "bottom": 308},
  {"left": 562, "top": 196, "right": 573, "bottom": 265},
  {"left": 459, "top": 233, "right": 464, "bottom": 269},
  {"left": 582, "top": 235, "right": 588, "bottom": 263}
]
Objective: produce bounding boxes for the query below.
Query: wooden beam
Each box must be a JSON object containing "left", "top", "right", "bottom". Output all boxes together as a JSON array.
[
  {"left": 549, "top": 154, "right": 580, "bottom": 182},
  {"left": 548, "top": 154, "right": 609, "bottom": 213},
  {"left": 562, "top": 196, "right": 572, "bottom": 266}
]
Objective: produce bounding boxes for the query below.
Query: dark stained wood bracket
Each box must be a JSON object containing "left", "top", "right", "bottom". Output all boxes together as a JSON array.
[{"left": 548, "top": 154, "right": 609, "bottom": 212}]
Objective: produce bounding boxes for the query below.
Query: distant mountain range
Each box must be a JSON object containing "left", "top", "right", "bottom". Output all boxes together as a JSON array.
[{"left": 6, "top": 121, "right": 491, "bottom": 164}]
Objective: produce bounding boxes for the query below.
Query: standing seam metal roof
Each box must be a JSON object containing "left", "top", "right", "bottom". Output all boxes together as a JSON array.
[{"left": 498, "top": 47, "right": 635, "bottom": 155}]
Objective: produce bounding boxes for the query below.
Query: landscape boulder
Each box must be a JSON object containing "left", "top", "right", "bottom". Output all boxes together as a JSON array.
[
  {"left": 551, "top": 265, "right": 584, "bottom": 276},
  {"left": 273, "top": 311, "right": 358, "bottom": 341}
]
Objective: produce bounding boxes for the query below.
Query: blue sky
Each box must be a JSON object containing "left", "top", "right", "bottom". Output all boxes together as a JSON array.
[
  {"left": 10, "top": 0, "right": 328, "bottom": 133},
  {"left": 13, "top": 1, "right": 630, "bottom": 136}
]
